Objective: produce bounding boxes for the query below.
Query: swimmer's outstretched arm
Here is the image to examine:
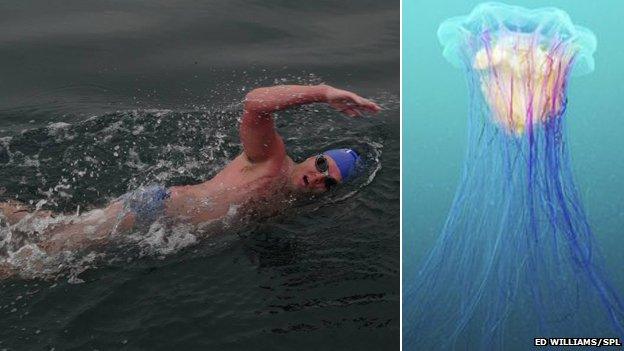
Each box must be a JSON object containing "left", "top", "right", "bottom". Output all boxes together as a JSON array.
[{"left": 241, "top": 84, "right": 380, "bottom": 162}]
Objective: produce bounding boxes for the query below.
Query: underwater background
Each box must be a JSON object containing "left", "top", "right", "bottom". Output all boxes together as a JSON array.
[
  {"left": 404, "top": 0, "right": 624, "bottom": 348},
  {"left": 0, "top": 0, "right": 399, "bottom": 349}
]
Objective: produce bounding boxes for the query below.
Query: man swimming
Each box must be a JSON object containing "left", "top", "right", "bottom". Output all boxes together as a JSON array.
[{"left": 0, "top": 84, "right": 380, "bottom": 278}]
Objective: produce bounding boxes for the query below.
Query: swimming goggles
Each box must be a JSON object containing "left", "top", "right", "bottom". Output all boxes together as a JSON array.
[{"left": 315, "top": 155, "right": 338, "bottom": 190}]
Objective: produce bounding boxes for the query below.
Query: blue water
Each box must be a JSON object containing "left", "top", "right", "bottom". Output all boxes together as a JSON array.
[{"left": 403, "top": 0, "right": 624, "bottom": 347}]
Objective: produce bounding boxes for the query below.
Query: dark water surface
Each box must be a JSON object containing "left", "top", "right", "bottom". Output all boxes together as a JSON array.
[{"left": 0, "top": 1, "right": 399, "bottom": 349}]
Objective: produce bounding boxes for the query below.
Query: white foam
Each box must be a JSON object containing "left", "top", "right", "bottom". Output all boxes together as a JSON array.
[{"left": 128, "top": 221, "right": 198, "bottom": 257}]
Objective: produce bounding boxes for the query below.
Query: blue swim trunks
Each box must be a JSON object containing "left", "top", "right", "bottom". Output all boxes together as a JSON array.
[{"left": 123, "top": 185, "right": 171, "bottom": 226}]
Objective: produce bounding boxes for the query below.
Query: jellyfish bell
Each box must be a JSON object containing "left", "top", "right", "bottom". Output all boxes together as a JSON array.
[
  {"left": 438, "top": 2, "right": 597, "bottom": 135},
  {"left": 473, "top": 34, "right": 573, "bottom": 135}
]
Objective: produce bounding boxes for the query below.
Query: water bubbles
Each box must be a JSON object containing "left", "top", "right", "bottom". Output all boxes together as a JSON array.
[{"left": 67, "top": 276, "right": 84, "bottom": 284}]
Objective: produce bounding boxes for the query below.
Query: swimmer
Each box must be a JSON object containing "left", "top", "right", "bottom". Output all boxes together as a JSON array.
[{"left": 0, "top": 84, "right": 380, "bottom": 278}]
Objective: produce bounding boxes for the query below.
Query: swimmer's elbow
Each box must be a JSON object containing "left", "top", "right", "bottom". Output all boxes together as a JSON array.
[
  {"left": 244, "top": 88, "right": 274, "bottom": 115},
  {"left": 244, "top": 89, "right": 262, "bottom": 110}
]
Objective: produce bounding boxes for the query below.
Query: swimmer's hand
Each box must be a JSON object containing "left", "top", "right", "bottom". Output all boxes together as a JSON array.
[{"left": 323, "top": 85, "right": 381, "bottom": 117}]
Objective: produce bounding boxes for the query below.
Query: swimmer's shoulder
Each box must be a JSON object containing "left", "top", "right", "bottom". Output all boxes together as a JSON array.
[{"left": 233, "top": 151, "right": 288, "bottom": 174}]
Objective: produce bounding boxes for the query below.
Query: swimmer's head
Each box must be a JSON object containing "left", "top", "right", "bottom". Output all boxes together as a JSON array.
[
  {"left": 323, "top": 148, "right": 361, "bottom": 181},
  {"left": 291, "top": 148, "right": 362, "bottom": 193}
]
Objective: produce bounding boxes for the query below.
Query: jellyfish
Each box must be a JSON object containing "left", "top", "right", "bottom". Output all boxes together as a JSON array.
[{"left": 406, "top": 3, "right": 623, "bottom": 350}]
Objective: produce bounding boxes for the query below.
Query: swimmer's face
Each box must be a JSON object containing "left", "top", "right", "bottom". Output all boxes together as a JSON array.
[{"left": 291, "top": 154, "right": 342, "bottom": 193}]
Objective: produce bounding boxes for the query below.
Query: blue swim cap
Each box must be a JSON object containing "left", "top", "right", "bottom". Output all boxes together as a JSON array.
[{"left": 323, "top": 148, "right": 361, "bottom": 181}]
